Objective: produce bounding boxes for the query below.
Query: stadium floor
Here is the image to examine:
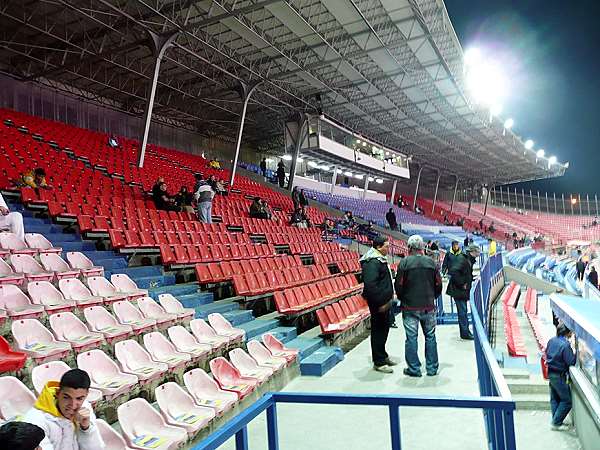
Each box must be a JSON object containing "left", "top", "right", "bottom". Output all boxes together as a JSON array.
[{"left": 191, "top": 322, "right": 581, "bottom": 450}]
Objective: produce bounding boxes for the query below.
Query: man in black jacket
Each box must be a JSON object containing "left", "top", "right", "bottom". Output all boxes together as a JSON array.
[
  {"left": 386, "top": 208, "right": 398, "bottom": 231},
  {"left": 395, "top": 235, "right": 443, "bottom": 377},
  {"left": 360, "top": 235, "right": 396, "bottom": 373},
  {"left": 446, "top": 244, "right": 481, "bottom": 340},
  {"left": 441, "top": 241, "right": 461, "bottom": 275},
  {"left": 588, "top": 266, "right": 598, "bottom": 290}
]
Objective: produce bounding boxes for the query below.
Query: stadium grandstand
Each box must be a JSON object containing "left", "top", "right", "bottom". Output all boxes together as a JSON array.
[{"left": 0, "top": 1, "right": 595, "bottom": 450}]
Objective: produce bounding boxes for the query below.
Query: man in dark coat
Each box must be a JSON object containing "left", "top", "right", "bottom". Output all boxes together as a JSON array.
[
  {"left": 260, "top": 158, "right": 267, "bottom": 177},
  {"left": 442, "top": 241, "right": 462, "bottom": 275},
  {"left": 360, "top": 235, "right": 395, "bottom": 373},
  {"left": 588, "top": 266, "right": 598, "bottom": 290},
  {"left": 386, "top": 208, "right": 398, "bottom": 230},
  {"left": 576, "top": 250, "right": 586, "bottom": 282},
  {"left": 276, "top": 161, "right": 286, "bottom": 188},
  {"left": 291, "top": 186, "right": 301, "bottom": 211},
  {"left": 446, "top": 244, "right": 480, "bottom": 340}
]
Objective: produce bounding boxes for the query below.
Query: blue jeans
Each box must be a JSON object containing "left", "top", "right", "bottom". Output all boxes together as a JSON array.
[
  {"left": 549, "top": 372, "right": 572, "bottom": 425},
  {"left": 402, "top": 310, "right": 438, "bottom": 375},
  {"left": 197, "top": 202, "right": 213, "bottom": 223},
  {"left": 455, "top": 300, "right": 472, "bottom": 338}
]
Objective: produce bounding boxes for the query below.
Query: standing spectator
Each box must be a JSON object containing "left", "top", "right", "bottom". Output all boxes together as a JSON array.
[
  {"left": 360, "top": 236, "right": 395, "bottom": 373},
  {"left": 0, "top": 192, "right": 25, "bottom": 240},
  {"left": 299, "top": 189, "right": 309, "bottom": 209},
  {"left": 386, "top": 208, "right": 397, "bottom": 231},
  {"left": 193, "top": 175, "right": 215, "bottom": 223},
  {"left": 545, "top": 324, "right": 576, "bottom": 431},
  {"left": 260, "top": 158, "right": 267, "bottom": 177},
  {"left": 394, "top": 235, "right": 442, "bottom": 377},
  {"left": 22, "top": 369, "right": 104, "bottom": 450},
  {"left": 488, "top": 238, "right": 497, "bottom": 257},
  {"left": 292, "top": 186, "right": 301, "bottom": 211},
  {"left": 0, "top": 422, "right": 45, "bottom": 450},
  {"left": 152, "top": 176, "right": 165, "bottom": 202},
  {"left": 463, "top": 235, "right": 470, "bottom": 248},
  {"left": 576, "top": 250, "right": 586, "bottom": 282},
  {"left": 441, "top": 241, "right": 461, "bottom": 276},
  {"left": 276, "top": 161, "right": 286, "bottom": 188},
  {"left": 446, "top": 244, "right": 481, "bottom": 340},
  {"left": 588, "top": 266, "right": 598, "bottom": 290}
]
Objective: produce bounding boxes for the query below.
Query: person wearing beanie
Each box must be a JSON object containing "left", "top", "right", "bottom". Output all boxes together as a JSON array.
[
  {"left": 0, "top": 422, "right": 45, "bottom": 450},
  {"left": 360, "top": 235, "right": 396, "bottom": 373},
  {"left": 394, "top": 235, "right": 442, "bottom": 377},
  {"left": 446, "top": 243, "right": 480, "bottom": 340}
]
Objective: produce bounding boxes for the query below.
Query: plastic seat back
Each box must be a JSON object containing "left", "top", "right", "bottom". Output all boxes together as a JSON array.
[
  {"left": 31, "top": 360, "right": 71, "bottom": 394},
  {"left": 155, "top": 381, "right": 197, "bottom": 420},
  {"left": 28, "top": 281, "right": 65, "bottom": 306},
  {"left": 49, "top": 312, "right": 91, "bottom": 341},
  {"left": 77, "top": 349, "right": 121, "bottom": 380},
  {"left": 96, "top": 419, "right": 130, "bottom": 450},
  {"left": 39, "top": 252, "right": 72, "bottom": 273},
  {"left": 158, "top": 293, "right": 184, "bottom": 314},
  {"left": 0, "top": 284, "right": 34, "bottom": 310},
  {"left": 25, "top": 233, "right": 58, "bottom": 251},
  {"left": 209, "top": 357, "right": 242, "bottom": 386},
  {"left": 190, "top": 318, "right": 218, "bottom": 339},
  {"left": 10, "top": 254, "right": 46, "bottom": 275},
  {"left": 87, "top": 276, "right": 118, "bottom": 296},
  {"left": 0, "top": 232, "right": 29, "bottom": 251},
  {"left": 83, "top": 306, "right": 119, "bottom": 330},
  {"left": 0, "top": 376, "right": 36, "bottom": 421},
  {"left": 65, "top": 252, "right": 94, "bottom": 270},
  {"left": 12, "top": 318, "right": 58, "bottom": 350},
  {"left": 115, "top": 339, "right": 153, "bottom": 372},
  {"left": 118, "top": 398, "right": 175, "bottom": 444},
  {"left": 59, "top": 278, "right": 95, "bottom": 301},
  {"left": 183, "top": 368, "right": 220, "bottom": 397},
  {"left": 167, "top": 325, "right": 199, "bottom": 349},
  {"left": 113, "top": 300, "right": 144, "bottom": 323},
  {"left": 207, "top": 313, "right": 233, "bottom": 334},
  {"left": 111, "top": 273, "right": 141, "bottom": 293},
  {"left": 143, "top": 331, "right": 177, "bottom": 358}
]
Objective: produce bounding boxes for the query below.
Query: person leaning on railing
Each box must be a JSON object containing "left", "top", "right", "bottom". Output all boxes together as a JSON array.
[{"left": 545, "top": 324, "right": 576, "bottom": 431}]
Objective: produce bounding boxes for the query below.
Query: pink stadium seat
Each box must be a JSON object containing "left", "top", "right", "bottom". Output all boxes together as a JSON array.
[
  {"left": 0, "top": 257, "right": 25, "bottom": 285},
  {"left": 189, "top": 319, "right": 230, "bottom": 350},
  {"left": 110, "top": 274, "right": 148, "bottom": 300},
  {"left": 48, "top": 312, "right": 104, "bottom": 352},
  {"left": 11, "top": 318, "right": 71, "bottom": 364},
  {"left": 207, "top": 313, "right": 246, "bottom": 342},
  {"left": 143, "top": 331, "right": 191, "bottom": 370},
  {"left": 183, "top": 369, "right": 238, "bottom": 416},
  {"left": 167, "top": 326, "right": 211, "bottom": 361},
  {"left": 97, "top": 419, "right": 134, "bottom": 450},
  {"left": 31, "top": 361, "right": 103, "bottom": 404},
  {"left": 112, "top": 300, "right": 157, "bottom": 334},
  {"left": 246, "top": 340, "right": 287, "bottom": 372},
  {"left": 10, "top": 254, "right": 54, "bottom": 282},
  {"left": 58, "top": 278, "right": 104, "bottom": 307},
  {"left": 77, "top": 350, "right": 138, "bottom": 400},
  {"left": 87, "top": 276, "right": 129, "bottom": 305},
  {"left": 0, "top": 284, "right": 45, "bottom": 319},
  {"left": 66, "top": 251, "right": 104, "bottom": 277},
  {"left": 27, "top": 281, "right": 76, "bottom": 314},
  {"left": 0, "top": 232, "right": 37, "bottom": 255},
  {"left": 229, "top": 347, "right": 273, "bottom": 384},
  {"left": 118, "top": 398, "right": 188, "bottom": 450},
  {"left": 209, "top": 357, "right": 258, "bottom": 399},
  {"left": 24, "top": 233, "right": 62, "bottom": 254},
  {"left": 158, "top": 293, "right": 195, "bottom": 323},
  {"left": 137, "top": 297, "right": 178, "bottom": 329},
  {"left": 39, "top": 252, "right": 80, "bottom": 280},
  {"left": 83, "top": 306, "right": 133, "bottom": 344},
  {"left": 262, "top": 333, "right": 298, "bottom": 364},
  {"left": 0, "top": 376, "right": 36, "bottom": 421},
  {"left": 155, "top": 382, "right": 215, "bottom": 436},
  {"left": 114, "top": 339, "right": 168, "bottom": 384}
]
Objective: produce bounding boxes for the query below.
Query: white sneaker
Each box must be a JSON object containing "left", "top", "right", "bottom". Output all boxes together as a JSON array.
[
  {"left": 551, "top": 424, "right": 570, "bottom": 431},
  {"left": 374, "top": 365, "right": 394, "bottom": 374}
]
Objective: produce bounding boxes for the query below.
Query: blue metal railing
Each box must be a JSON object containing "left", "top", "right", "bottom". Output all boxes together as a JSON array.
[{"left": 192, "top": 253, "right": 516, "bottom": 450}]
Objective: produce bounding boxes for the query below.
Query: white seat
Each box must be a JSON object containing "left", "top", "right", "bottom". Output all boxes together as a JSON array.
[
  {"left": 189, "top": 318, "right": 229, "bottom": 349},
  {"left": 0, "top": 232, "right": 37, "bottom": 255},
  {"left": 143, "top": 331, "right": 191, "bottom": 370},
  {"left": 137, "top": 297, "right": 177, "bottom": 329},
  {"left": 48, "top": 311, "right": 104, "bottom": 351},
  {"left": 77, "top": 349, "right": 138, "bottom": 399},
  {"left": 28, "top": 280, "right": 76, "bottom": 314},
  {"left": 183, "top": 369, "right": 238, "bottom": 416},
  {"left": 114, "top": 339, "right": 168, "bottom": 383},
  {"left": 24, "top": 233, "right": 62, "bottom": 254},
  {"left": 12, "top": 318, "right": 71, "bottom": 364},
  {"left": 83, "top": 306, "right": 133, "bottom": 343},
  {"left": 208, "top": 357, "right": 258, "bottom": 400},
  {"left": 87, "top": 276, "right": 128, "bottom": 305},
  {"left": 112, "top": 300, "right": 156, "bottom": 334},
  {"left": 158, "top": 293, "right": 194, "bottom": 322},
  {"left": 155, "top": 382, "right": 215, "bottom": 436},
  {"left": 39, "top": 252, "right": 80, "bottom": 280},
  {"left": 66, "top": 251, "right": 104, "bottom": 277},
  {"left": 0, "top": 284, "right": 45, "bottom": 319},
  {"left": 10, "top": 254, "right": 54, "bottom": 282},
  {"left": 0, "top": 257, "right": 25, "bottom": 286},
  {"left": 110, "top": 274, "right": 148, "bottom": 300},
  {"left": 228, "top": 347, "right": 273, "bottom": 383},
  {"left": 0, "top": 376, "right": 36, "bottom": 421},
  {"left": 31, "top": 360, "right": 103, "bottom": 404},
  {"left": 247, "top": 340, "right": 286, "bottom": 372},
  {"left": 167, "top": 326, "right": 211, "bottom": 360},
  {"left": 58, "top": 278, "right": 104, "bottom": 307},
  {"left": 262, "top": 333, "right": 298, "bottom": 364},
  {"left": 96, "top": 419, "right": 135, "bottom": 450},
  {"left": 207, "top": 313, "right": 245, "bottom": 341},
  {"left": 118, "top": 398, "right": 188, "bottom": 450}
]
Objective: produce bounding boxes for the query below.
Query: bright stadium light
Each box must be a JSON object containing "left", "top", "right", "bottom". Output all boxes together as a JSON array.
[
  {"left": 307, "top": 161, "right": 318, "bottom": 168},
  {"left": 536, "top": 149, "right": 545, "bottom": 158},
  {"left": 490, "top": 104, "right": 502, "bottom": 117},
  {"left": 362, "top": 142, "right": 367, "bottom": 147},
  {"left": 368, "top": 176, "right": 375, "bottom": 182},
  {"left": 296, "top": 157, "right": 304, "bottom": 163},
  {"left": 464, "top": 48, "right": 508, "bottom": 109},
  {"left": 548, "top": 156, "right": 557, "bottom": 165},
  {"left": 504, "top": 118, "right": 514, "bottom": 129},
  {"left": 372, "top": 146, "right": 378, "bottom": 151},
  {"left": 336, "top": 169, "right": 343, "bottom": 174},
  {"left": 564, "top": 162, "right": 570, "bottom": 168},
  {"left": 265, "top": 158, "right": 274, "bottom": 163},
  {"left": 356, "top": 139, "right": 361, "bottom": 144},
  {"left": 355, "top": 174, "right": 364, "bottom": 180},
  {"left": 375, "top": 178, "right": 384, "bottom": 184},
  {"left": 571, "top": 197, "right": 577, "bottom": 205},
  {"left": 524, "top": 140, "right": 534, "bottom": 150},
  {"left": 319, "top": 165, "right": 330, "bottom": 171},
  {"left": 344, "top": 171, "right": 353, "bottom": 177},
  {"left": 464, "top": 48, "right": 482, "bottom": 66},
  {"left": 282, "top": 154, "right": 293, "bottom": 161}
]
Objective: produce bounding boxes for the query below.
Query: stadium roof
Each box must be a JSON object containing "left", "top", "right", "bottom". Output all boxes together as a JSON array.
[{"left": 0, "top": 0, "right": 566, "bottom": 188}]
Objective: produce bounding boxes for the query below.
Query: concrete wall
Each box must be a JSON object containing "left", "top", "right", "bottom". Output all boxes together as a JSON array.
[{"left": 570, "top": 368, "right": 600, "bottom": 450}]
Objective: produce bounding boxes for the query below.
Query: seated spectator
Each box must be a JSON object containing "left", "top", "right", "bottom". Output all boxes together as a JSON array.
[
  {"left": 290, "top": 208, "right": 308, "bottom": 228},
  {"left": 207, "top": 175, "right": 227, "bottom": 195},
  {"left": 19, "top": 168, "right": 51, "bottom": 190},
  {"left": 152, "top": 177, "right": 164, "bottom": 199},
  {"left": 0, "top": 192, "right": 25, "bottom": 240},
  {"left": 430, "top": 240, "right": 439, "bottom": 251},
  {"left": 249, "top": 197, "right": 271, "bottom": 220},
  {"left": 0, "top": 421, "right": 45, "bottom": 450},
  {"left": 174, "top": 186, "right": 194, "bottom": 213},
  {"left": 342, "top": 211, "right": 356, "bottom": 229},
  {"left": 299, "top": 189, "right": 309, "bottom": 209},
  {"left": 209, "top": 159, "right": 221, "bottom": 170},
  {"left": 153, "top": 182, "right": 179, "bottom": 211},
  {"left": 108, "top": 135, "right": 119, "bottom": 148}
]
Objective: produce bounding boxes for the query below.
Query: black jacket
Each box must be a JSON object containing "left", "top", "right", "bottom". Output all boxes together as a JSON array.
[
  {"left": 446, "top": 253, "right": 474, "bottom": 301},
  {"left": 588, "top": 270, "right": 598, "bottom": 288},
  {"left": 394, "top": 254, "right": 442, "bottom": 310},
  {"left": 386, "top": 211, "right": 397, "bottom": 228},
  {"left": 442, "top": 248, "right": 461, "bottom": 275},
  {"left": 360, "top": 249, "right": 394, "bottom": 313},
  {"left": 299, "top": 191, "right": 308, "bottom": 207}
]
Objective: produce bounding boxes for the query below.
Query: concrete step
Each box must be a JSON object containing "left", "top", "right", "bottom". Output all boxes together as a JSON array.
[
  {"left": 147, "top": 283, "right": 199, "bottom": 299},
  {"left": 502, "top": 368, "right": 531, "bottom": 380},
  {"left": 513, "top": 393, "right": 550, "bottom": 410},
  {"left": 221, "top": 310, "right": 255, "bottom": 327},
  {"left": 115, "top": 275, "right": 173, "bottom": 290},
  {"left": 195, "top": 300, "right": 239, "bottom": 319},
  {"left": 22, "top": 217, "right": 51, "bottom": 225},
  {"left": 94, "top": 258, "right": 128, "bottom": 270},
  {"left": 59, "top": 241, "right": 97, "bottom": 252},
  {"left": 25, "top": 225, "right": 63, "bottom": 234},
  {"left": 85, "top": 250, "right": 122, "bottom": 259},
  {"left": 108, "top": 265, "right": 164, "bottom": 278},
  {"left": 285, "top": 337, "right": 324, "bottom": 361},
  {"left": 260, "top": 326, "right": 297, "bottom": 343},
  {"left": 42, "top": 233, "right": 81, "bottom": 242},
  {"left": 176, "top": 292, "right": 214, "bottom": 308},
  {"left": 238, "top": 319, "right": 279, "bottom": 339},
  {"left": 300, "top": 347, "right": 344, "bottom": 376},
  {"left": 507, "top": 378, "right": 549, "bottom": 395}
]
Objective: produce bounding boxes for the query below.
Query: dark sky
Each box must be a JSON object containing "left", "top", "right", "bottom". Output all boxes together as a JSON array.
[{"left": 445, "top": 0, "right": 600, "bottom": 195}]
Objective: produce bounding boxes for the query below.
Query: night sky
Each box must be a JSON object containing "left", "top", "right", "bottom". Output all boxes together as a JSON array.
[{"left": 445, "top": 0, "right": 600, "bottom": 195}]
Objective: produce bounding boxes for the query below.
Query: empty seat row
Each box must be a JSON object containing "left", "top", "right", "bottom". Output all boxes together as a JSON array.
[
  {"left": 160, "top": 243, "right": 276, "bottom": 266},
  {"left": 232, "top": 265, "right": 332, "bottom": 297},
  {"left": 262, "top": 232, "right": 322, "bottom": 245},
  {"left": 0, "top": 232, "right": 61, "bottom": 257},
  {"left": 336, "top": 260, "right": 362, "bottom": 274},
  {"left": 313, "top": 250, "right": 361, "bottom": 265},
  {"left": 501, "top": 284, "right": 527, "bottom": 358},
  {"left": 195, "top": 254, "right": 303, "bottom": 284},
  {"left": 288, "top": 241, "right": 342, "bottom": 255},
  {"left": 109, "top": 229, "right": 250, "bottom": 249},
  {"left": 316, "top": 295, "right": 370, "bottom": 334}
]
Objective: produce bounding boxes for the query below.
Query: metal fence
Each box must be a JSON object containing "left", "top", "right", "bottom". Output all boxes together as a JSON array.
[{"left": 191, "top": 254, "right": 515, "bottom": 450}]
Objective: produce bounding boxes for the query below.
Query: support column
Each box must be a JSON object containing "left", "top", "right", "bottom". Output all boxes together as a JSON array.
[
  {"left": 529, "top": 189, "right": 533, "bottom": 210},
  {"left": 546, "top": 192, "right": 549, "bottom": 213},
  {"left": 412, "top": 166, "right": 423, "bottom": 211},
  {"left": 138, "top": 31, "right": 179, "bottom": 167},
  {"left": 431, "top": 171, "right": 441, "bottom": 214},
  {"left": 467, "top": 187, "right": 473, "bottom": 216},
  {"left": 287, "top": 114, "right": 307, "bottom": 190},
  {"left": 570, "top": 194, "right": 574, "bottom": 215},
  {"left": 522, "top": 189, "right": 526, "bottom": 211},
  {"left": 230, "top": 81, "right": 263, "bottom": 187},
  {"left": 537, "top": 191, "right": 541, "bottom": 212},
  {"left": 561, "top": 193, "right": 564, "bottom": 214},
  {"left": 587, "top": 194, "right": 591, "bottom": 216},
  {"left": 363, "top": 174, "right": 370, "bottom": 200},
  {"left": 450, "top": 175, "right": 459, "bottom": 213},
  {"left": 596, "top": 194, "right": 598, "bottom": 216},
  {"left": 330, "top": 165, "right": 338, "bottom": 195},
  {"left": 507, "top": 186, "right": 511, "bottom": 209},
  {"left": 483, "top": 185, "right": 490, "bottom": 216},
  {"left": 390, "top": 179, "right": 397, "bottom": 206},
  {"left": 500, "top": 186, "right": 504, "bottom": 207}
]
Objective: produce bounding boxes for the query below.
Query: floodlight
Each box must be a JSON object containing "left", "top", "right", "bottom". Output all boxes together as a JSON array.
[
  {"left": 524, "top": 140, "right": 534, "bottom": 150},
  {"left": 296, "top": 157, "right": 304, "bottom": 163},
  {"left": 490, "top": 104, "right": 502, "bottom": 117},
  {"left": 536, "top": 149, "right": 545, "bottom": 158},
  {"left": 336, "top": 169, "right": 343, "bottom": 174},
  {"left": 265, "top": 158, "right": 274, "bottom": 163},
  {"left": 355, "top": 174, "right": 364, "bottom": 180},
  {"left": 368, "top": 176, "right": 375, "bottom": 182},
  {"left": 362, "top": 142, "right": 367, "bottom": 147},
  {"left": 464, "top": 48, "right": 482, "bottom": 66},
  {"left": 503, "top": 118, "right": 514, "bottom": 129},
  {"left": 307, "top": 161, "right": 318, "bottom": 168},
  {"left": 375, "top": 178, "right": 384, "bottom": 184},
  {"left": 319, "top": 165, "right": 330, "bottom": 171},
  {"left": 548, "top": 156, "right": 557, "bottom": 165},
  {"left": 356, "top": 139, "right": 361, "bottom": 144},
  {"left": 282, "top": 154, "right": 293, "bottom": 161},
  {"left": 571, "top": 198, "right": 577, "bottom": 205},
  {"left": 344, "top": 171, "right": 353, "bottom": 177}
]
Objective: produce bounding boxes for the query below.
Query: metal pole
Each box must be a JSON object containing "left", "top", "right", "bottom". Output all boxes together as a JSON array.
[
  {"left": 287, "top": 115, "right": 307, "bottom": 190},
  {"left": 570, "top": 194, "right": 574, "bottom": 215},
  {"left": 330, "top": 165, "right": 338, "bottom": 195},
  {"left": 450, "top": 176, "right": 459, "bottom": 213},
  {"left": 579, "top": 194, "right": 583, "bottom": 216},
  {"left": 515, "top": 187, "right": 518, "bottom": 209},
  {"left": 230, "top": 81, "right": 263, "bottom": 187},
  {"left": 596, "top": 194, "right": 598, "bottom": 216},
  {"left": 521, "top": 189, "right": 526, "bottom": 211},
  {"left": 545, "top": 192, "right": 549, "bottom": 214},
  {"left": 138, "top": 31, "right": 179, "bottom": 167},
  {"left": 507, "top": 186, "right": 511, "bottom": 209},
  {"left": 529, "top": 189, "right": 533, "bottom": 211},
  {"left": 432, "top": 171, "right": 441, "bottom": 214},
  {"left": 561, "top": 193, "right": 565, "bottom": 215},
  {"left": 483, "top": 185, "right": 490, "bottom": 216},
  {"left": 363, "top": 174, "right": 370, "bottom": 200},
  {"left": 500, "top": 186, "right": 504, "bottom": 206},
  {"left": 390, "top": 179, "right": 397, "bottom": 206},
  {"left": 587, "top": 194, "right": 591, "bottom": 216},
  {"left": 412, "top": 166, "right": 423, "bottom": 211},
  {"left": 467, "top": 187, "right": 473, "bottom": 215}
]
